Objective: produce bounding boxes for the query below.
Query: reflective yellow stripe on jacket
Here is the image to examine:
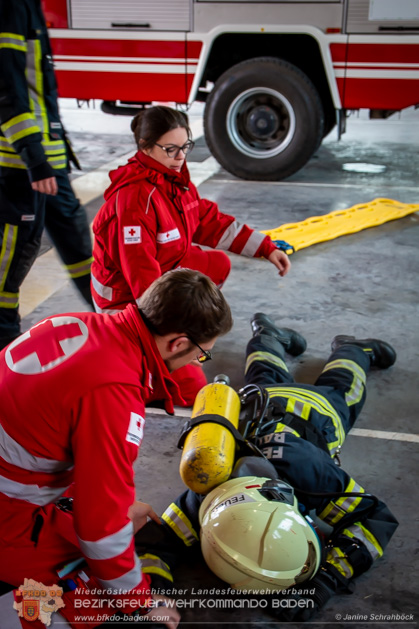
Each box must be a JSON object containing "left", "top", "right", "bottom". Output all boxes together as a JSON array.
[
  {"left": 64, "top": 257, "right": 93, "bottom": 280},
  {"left": 0, "top": 224, "right": 19, "bottom": 308},
  {"left": 0, "top": 35, "right": 67, "bottom": 170},
  {"left": 0, "top": 32, "right": 27, "bottom": 52},
  {"left": 162, "top": 503, "right": 199, "bottom": 547},
  {"left": 139, "top": 553, "right": 174, "bottom": 582},
  {"left": 319, "top": 478, "right": 365, "bottom": 525},
  {"left": 266, "top": 386, "right": 346, "bottom": 455}
]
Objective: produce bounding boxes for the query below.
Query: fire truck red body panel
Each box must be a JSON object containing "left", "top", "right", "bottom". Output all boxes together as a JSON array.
[
  {"left": 50, "top": 36, "right": 202, "bottom": 102},
  {"left": 331, "top": 41, "right": 419, "bottom": 109}
]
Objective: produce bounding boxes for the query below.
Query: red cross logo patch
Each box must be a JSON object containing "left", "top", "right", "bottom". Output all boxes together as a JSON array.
[
  {"left": 5, "top": 316, "right": 89, "bottom": 374},
  {"left": 124, "top": 225, "right": 141, "bottom": 244}
]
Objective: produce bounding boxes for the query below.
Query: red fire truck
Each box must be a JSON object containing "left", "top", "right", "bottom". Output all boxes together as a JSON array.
[{"left": 42, "top": 0, "right": 419, "bottom": 181}]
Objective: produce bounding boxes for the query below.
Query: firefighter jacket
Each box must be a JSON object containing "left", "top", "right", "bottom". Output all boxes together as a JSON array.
[
  {"left": 0, "top": 0, "right": 67, "bottom": 180},
  {"left": 0, "top": 305, "right": 184, "bottom": 607},
  {"left": 135, "top": 432, "right": 398, "bottom": 589},
  {"left": 91, "top": 151, "right": 277, "bottom": 312}
]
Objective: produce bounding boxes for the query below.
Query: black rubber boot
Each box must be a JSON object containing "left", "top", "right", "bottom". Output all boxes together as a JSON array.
[
  {"left": 250, "top": 313, "right": 307, "bottom": 356},
  {"left": 331, "top": 335, "right": 396, "bottom": 369}
]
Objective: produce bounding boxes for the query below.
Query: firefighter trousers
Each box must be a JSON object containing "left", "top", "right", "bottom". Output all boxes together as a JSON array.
[
  {"left": 244, "top": 333, "right": 371, "bottom": 440},
  {"left": 0, "top": 170, "right": 93, "bottom": 348}
]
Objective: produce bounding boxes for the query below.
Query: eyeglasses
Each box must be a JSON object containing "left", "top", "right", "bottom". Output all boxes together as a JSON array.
[
  {"left": 188, "top": 336, "right": 212, "bottom": 363},
  {"left": 154, "top": 140, "right": 195, "bottom": 158}
]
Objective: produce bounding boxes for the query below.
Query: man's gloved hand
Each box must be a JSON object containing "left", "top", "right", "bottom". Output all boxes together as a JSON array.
[{"left": 268, "top": 568, "right": 338, "bottom": 622}]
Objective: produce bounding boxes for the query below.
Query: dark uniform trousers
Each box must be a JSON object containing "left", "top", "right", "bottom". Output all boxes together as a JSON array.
[
  {"left": 0, "top": 169, "right": 92, "bottom": 345},
  {"left": 244, "top": 332, "right": 371, "bottom": 453}
]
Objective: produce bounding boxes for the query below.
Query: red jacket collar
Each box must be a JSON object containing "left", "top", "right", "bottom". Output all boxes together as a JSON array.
[
  {"left": 134, "top": 151, "right": 191, "bottom": 189},
  {"left": 120, "top": 304, "right": 185, "bottom": 412}
]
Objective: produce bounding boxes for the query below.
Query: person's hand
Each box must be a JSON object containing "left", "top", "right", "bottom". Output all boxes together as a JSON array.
[
  {"left": 145, "top": 595, "right": 180, "bottom": 629},
  {"left": 128, "top": 501, "right": 161, "bottom": 534},
  {"left": 268, "top": 568, "right": 338, "bottom": 622},
  {"left": 268, "top": 248, "right": 291, "bottom": 276},
  {"left": 31, "top": 176, "right": 58, "bottom": 195}
]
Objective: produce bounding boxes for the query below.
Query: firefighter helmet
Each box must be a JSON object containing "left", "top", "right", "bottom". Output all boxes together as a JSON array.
[{"left": 198, "top": 476, "right": 321, "bottom": 591}]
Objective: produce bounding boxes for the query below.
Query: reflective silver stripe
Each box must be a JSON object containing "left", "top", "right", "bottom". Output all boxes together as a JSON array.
[
  {"left": 91, "top": 295, "right": 121, "bottom": 315},
  {"left": 139, "top": 553, "right": 173, "bottom": 581},
  {"left": 0, "top": 291, "right": 19, "bottom": 308},
  {"left": 0, "top": 154, "right": 26, "bottom": 168},
  {"left": 0, "top": 33, "right": 27, "bottom": 51},
  {"left": 345, "top": 524, "right": 383, "bottom": 560},
  {"left": 320, "top": 480, "right": 364, "bottom": 524},
  {"left": 327, "top": 548, "right": 353, "bottom": 578},
  {"left": 0, "top": 474, "right": 69, "bottom": 506},
  {"left": 65, "top": 256, "right": 93, "bottom": 280},
  {"left": 91, "top": 272, "right": 113, "bottom": 301},
  {"left": 215, "top": 220, "right": 241, "bottom": 250},
  {"left": 267, "top": 386, "right": 346, "bottom": 450},
  {"left": 322, "top": 358, "right": 367, "bottom": 406},
  {"left": 345, "top": 376, "right": 364, "bottom": 406},
  {"left": 245, "top": 350, "right": 288, "bottom": 375},
  {"left": 0, "top": 224, "right": 18, "bottom": 291},
  {"left": 77, "top": 521, "right": 134, "bottom": 561},
  {"left": 49, "top": 155, "right": 67, "bottom": 169},
  {"left": 26, "top": 39, "right": 47, "bottom": 135},
  {"left": 0, "top": 591, "right": 24, "bottom": 629},
  {"left": 293, "top": 399, "right": 306, "bottom": 417},
  {"left": 240, "top": 230, "right": 266, "bottom": 257},
  {"left": 145, "top": 187, "right": 156, "bottom": 215},
  {"left": 0, "top": 423, "right": 73, "bottom": 473},
  {"left": 1, "top": 116, "right": 40, "bottom": 143},
  {"left": 162, "top": 504, "right": 198, "bottom": 546},
  {"left": 0, "top": 137, "right": 13, "bottom": 150},
  {"left": 96, "top": 554, "right": 142, "bottom": 592}
]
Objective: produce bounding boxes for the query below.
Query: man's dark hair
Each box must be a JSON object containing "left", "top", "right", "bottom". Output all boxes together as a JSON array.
[
  {"left": 131, "top": 106, "right": 191, "bottom": 150},
  {"left": 138, "top": 269, "right": 233, "bottom": 342}
]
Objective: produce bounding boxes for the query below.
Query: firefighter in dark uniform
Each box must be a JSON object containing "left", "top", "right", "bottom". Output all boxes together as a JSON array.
[
  {"left": 135, "top": 313, "right": 399, "bottom": 622},
  {"left": 0, "top": 0, "right": 93, "bottom": 349}
]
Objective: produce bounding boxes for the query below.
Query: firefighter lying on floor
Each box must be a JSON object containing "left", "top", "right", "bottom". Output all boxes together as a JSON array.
[{"left": 134, "top": 313, "right": 399, "bottom": 622}]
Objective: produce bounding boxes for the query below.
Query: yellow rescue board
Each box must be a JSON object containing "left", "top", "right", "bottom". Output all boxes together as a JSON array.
[{"left": 261, "top": 198, "right": 419, "bottom": 254}]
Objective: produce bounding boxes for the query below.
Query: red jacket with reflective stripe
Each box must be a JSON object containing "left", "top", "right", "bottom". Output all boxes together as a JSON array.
[
  {"left": 0, "top": 305, "right": 183, "bottom": 602},
  {"left": 91, "top": 151, "right": 276, "bottom": 311}
]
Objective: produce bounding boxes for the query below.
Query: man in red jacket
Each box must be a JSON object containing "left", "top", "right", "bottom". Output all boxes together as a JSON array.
[{"left": 0, "top": 268, "right": 232, "bottom": 628}]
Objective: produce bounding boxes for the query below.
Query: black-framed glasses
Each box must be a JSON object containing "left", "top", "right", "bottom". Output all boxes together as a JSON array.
[
  {"left": 188, "top": 336, "right": 212, "bottom": 363},
  {"left": 154, "top": 140, "right": 195, "bottom": 158}
]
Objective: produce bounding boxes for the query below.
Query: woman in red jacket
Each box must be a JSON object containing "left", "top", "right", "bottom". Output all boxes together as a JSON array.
[{"left": 91, "top": 106, "right": 290, "bottom": 404}]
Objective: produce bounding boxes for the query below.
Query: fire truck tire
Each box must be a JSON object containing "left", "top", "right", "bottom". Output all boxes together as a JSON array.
[{"left": 204, "top": 57, "right": 325, "bottom": 181}]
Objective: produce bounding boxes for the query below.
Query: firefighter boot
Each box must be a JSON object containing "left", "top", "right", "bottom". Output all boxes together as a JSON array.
[
  {"left": 250, "top": 313, "right": 307, "bottom": 356},
  {"left": 331, "top": 335, "right": 396, "bottom": 369}
]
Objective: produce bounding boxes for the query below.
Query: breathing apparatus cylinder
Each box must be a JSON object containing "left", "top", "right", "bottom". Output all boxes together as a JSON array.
[{"left": 179, "top": 375, "right": 240, "bottom": 494}]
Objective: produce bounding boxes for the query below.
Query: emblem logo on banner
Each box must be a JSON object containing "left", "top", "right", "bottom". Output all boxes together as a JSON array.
[{"left": 22, "top": 600, "right": 40, "bottom": 621}]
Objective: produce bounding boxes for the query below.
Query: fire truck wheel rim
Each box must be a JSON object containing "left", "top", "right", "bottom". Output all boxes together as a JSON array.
[{"left": 226, "top": 87, "right": 296, "bottom": 159}]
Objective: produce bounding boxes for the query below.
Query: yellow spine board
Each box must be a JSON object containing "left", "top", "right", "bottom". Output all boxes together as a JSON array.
[
  {"left": 179, "top": 382, "right": 240, "bottom": 494},
  {"left": 261, "top": 198, "right": 419, "bottom": 253}
]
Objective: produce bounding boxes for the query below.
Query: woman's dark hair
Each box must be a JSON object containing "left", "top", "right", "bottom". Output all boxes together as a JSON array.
[
  {"left": 131, "top": 106, "right": 191, "bottom": 150},
  {"left": 138, "top": 269, "right": 233, "bottom": 343}
]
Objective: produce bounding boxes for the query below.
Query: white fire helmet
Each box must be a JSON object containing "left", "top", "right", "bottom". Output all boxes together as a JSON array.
[{"left": 198, "top": 476, "right": 321, "bottom": 591}]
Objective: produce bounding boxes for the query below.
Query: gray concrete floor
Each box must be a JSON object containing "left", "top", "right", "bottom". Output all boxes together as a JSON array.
[{"left": 21, "top": 105, "right": 419, "bottom": 628}]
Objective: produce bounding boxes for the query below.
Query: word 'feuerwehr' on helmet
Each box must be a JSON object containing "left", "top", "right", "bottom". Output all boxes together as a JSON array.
[{"left": 198, "top": 476, "right": 321, "bottom": 591}]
